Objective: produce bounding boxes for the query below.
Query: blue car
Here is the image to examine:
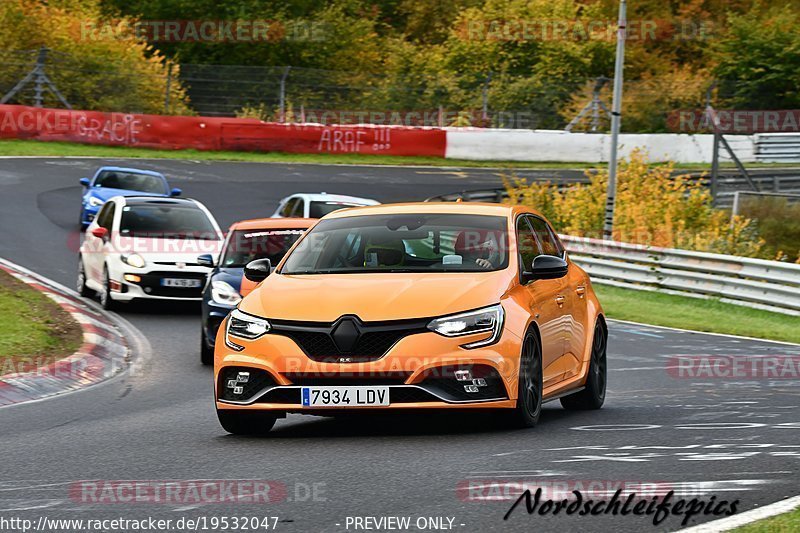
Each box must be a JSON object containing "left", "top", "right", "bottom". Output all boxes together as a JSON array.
[
  {"left": 198, "top": 218, "right": 314, "bottom": 365},
  {"left": 79, "top": 166, "right": 182, "bottom": 228}
]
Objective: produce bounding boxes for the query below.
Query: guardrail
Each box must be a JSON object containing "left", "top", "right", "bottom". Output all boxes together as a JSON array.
[
  {"left": 428, "top": 188, "right": 800, "bottom": 315},
  {"left": 561, "top": 236, "right": 800, "bottom": 316},
  {"left": 425, "top": 170, "right": 800, "bottom": 209},
  {"left": 755, "top": 133, "right": 800, "bottom": 163}
]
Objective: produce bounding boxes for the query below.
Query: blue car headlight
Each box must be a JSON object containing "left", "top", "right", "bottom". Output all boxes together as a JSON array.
[
  {"left": 88, "top": 196, "right": 104, "bottom": 208},
  {"left": 211, "top": 280, "right": 242, "bottom": 306}
]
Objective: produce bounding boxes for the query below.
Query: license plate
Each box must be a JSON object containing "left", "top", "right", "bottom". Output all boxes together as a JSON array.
[
  {"left": 160, "top": 278, "right": 202, "bottom": 288},
  {"left": 301, "top": 386, "right": 390, "bottom": 407}
]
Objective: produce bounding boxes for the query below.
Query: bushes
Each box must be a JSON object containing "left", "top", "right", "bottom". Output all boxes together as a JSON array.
[
  {"left": 738, "top": 196, "right": 800, "bottom": 263},
  {"left": 503, "top": 150, "right": 766, "bottom": 258}
]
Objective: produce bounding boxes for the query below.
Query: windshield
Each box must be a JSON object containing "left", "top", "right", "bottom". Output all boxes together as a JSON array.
[
  {"left": 220, "top": 228, "right": 306, "bottom": 268},
  {"left": 119, "top": 205, "right": 218, "bottom": 240},
  {"left": 94, "top": 171, "right": 167, "bottom": 194},
  {"left": 309, "top": 201, "right": 369, "bottom": 218},
  {"left": 281, "top": 213, "right": 509, "bottom": 274}
]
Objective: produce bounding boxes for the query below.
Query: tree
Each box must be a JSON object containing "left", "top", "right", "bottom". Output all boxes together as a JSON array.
[
  {"left": 0, "top": 0, "right": 188, "bottom": 114},
  {"left": 714, "top": 6, "right": 800, "bottom": 109}
]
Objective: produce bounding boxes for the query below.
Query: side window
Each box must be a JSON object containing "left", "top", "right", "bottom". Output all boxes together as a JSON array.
[
  {"left": 529, "top": 216, "right": 562, "bottom": 257},
  {"left": 280, "top": 198, "right": 298, "bottom": 217},
  {"left": 97, "top": 202, "right": 115, "bottom": 230},
  {"left": 292, "top": 198, "right": 306, "bottom": 217},
  {"left": 516, "top": 216, "right": 540, "bottom": 272}
]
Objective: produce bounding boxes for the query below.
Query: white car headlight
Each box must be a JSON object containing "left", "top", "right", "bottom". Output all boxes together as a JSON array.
[
  {"left": 88, "top": 196, "right": 104, "bottom": 207},
  {"left": 427, "top": 304, "right": 504, "bottom": 349},
  {"left": 225, "top": 309, "right": 270, "bottom": 351},
  {"left": 211, "top": 280, "right": 242, "bottom": 306},
  {"left": 121, "top": 253, "right": 146, "bottom": 268}
]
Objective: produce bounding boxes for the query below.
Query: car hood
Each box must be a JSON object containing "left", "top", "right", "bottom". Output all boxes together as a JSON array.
[
  {"left": 239, "top": 271, "right": 514, "bottom": 322},
  {"left": 87, "top": 187, "right": 167, "bottom": 201}
]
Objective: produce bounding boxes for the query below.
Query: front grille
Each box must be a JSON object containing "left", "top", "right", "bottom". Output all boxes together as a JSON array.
[
  {"left": 270, "top": 316, "right": 429, "bottom": 362},
  {"left": 218, "top": 367, "right": 275, "bottom": 402},
  {"left": 283, "top": 371, "right": 412, "bottom": 386},
  {"left": 153, "top": 262, "right": 204, "bottom": 267},
  {"left": 132, "top": 271, "right": 206, "bottom": 298}
]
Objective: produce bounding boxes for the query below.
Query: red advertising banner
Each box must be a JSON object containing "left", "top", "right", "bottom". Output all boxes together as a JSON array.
[{"left": 0, "top": 105, "right": 447, "bottom": 157}]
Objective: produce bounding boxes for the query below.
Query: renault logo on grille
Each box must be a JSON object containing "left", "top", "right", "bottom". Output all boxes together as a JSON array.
[{"left": 330, "top": 316, "right": 360, "bottom": 353}]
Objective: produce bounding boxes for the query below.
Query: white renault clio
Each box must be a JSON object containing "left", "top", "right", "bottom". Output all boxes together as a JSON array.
[{"left": 78, "top": 196, "right": 224, "bottom": 309}]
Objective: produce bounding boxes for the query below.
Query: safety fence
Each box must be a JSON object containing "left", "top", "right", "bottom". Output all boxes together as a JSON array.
[
  {"left": 755, "top": 133, "right": 800, "bottom": 163},
  {"left": 0, "top": 103, "right": 764, "bottom": 163},
  {"left": 425, "top": 191, "right": 800, "bottom": 315},
  {"left": 0, "top": 104, "right": 446, "bottom": 157},
  {"left": 561, "top": 236, "right": 800, "bottom": 316}
]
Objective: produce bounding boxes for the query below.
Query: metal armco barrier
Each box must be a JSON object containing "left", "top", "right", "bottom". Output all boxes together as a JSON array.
[
  {"left": 561, "top": 235, "right": 800, "bottom": 316},
  {"left": 755, "top": 133, "right": 800, "bottom": 163}
]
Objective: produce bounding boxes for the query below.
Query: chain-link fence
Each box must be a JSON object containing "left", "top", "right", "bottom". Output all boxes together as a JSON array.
[{"left": 0, "top": 47, "right": 767, "bottom": 131}]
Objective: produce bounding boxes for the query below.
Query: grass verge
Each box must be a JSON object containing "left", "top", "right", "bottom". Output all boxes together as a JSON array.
[
  {"left": 0, "top": 139, "right": 793, "bottom": 170},
  {"left": 0, "top": 139, "right": 588, "bottom": 168},
  {"left": 0, "top": 269, "right": 83, "bottom": 374},
  {"left": 594, "top": 284, "right": 800, "bottom": 345},
  {"left": 732, "top": 506, "right": 800, "bottom": 532}
]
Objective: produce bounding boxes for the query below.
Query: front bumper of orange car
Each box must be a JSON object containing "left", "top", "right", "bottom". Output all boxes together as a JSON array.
[{"left": 213, "top": 316, "right": 522, "bottom": 412}]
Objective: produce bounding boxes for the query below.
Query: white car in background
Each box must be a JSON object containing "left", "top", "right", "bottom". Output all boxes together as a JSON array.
[
  {"left": 77, "top": 196, "right": 223, "bottom": 309},
  {"left": 271, "top": 193, "right": 379, "bottom": 218}
]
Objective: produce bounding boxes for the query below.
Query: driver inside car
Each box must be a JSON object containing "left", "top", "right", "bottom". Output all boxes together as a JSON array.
[{"left": 455, "top": 230, "right": 502, "bottom": 270}]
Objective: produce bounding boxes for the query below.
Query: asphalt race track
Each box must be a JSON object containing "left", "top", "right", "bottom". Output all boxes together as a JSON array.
[{"left": 0, "top": 157, "right": 798, "bottom": 532}]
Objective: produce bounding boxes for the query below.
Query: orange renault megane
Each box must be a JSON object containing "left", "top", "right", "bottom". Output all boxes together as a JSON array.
[{"left": 214, "top": 203, "right": 607, "bottom": 434}]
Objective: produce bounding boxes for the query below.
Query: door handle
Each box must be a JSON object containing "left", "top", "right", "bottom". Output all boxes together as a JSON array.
[
  {"left": 576, "top": 286, "right": 586, "bottom": 298},
  {"left": 555, "top": 295, "right": 566, "bottom": 307}
]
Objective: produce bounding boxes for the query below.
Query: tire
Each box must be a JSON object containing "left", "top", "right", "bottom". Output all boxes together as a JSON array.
[
  {"left": 201, "top": 331, "right": 214, "bottom": 366},
  {"left": 76, "top": 256, "right": 91, "bottom": 297},
  {"left": 508, "top": 331, "right": 543, "bottom": 428},
  {"left": 98, "top": 265, "right": 117, "bottom": 311},
  {"left": 560, "top": 320, "right": 607, "bottom": 410},
  {"left": 217, "top": 409, "right": 277, "bottom": 436}
]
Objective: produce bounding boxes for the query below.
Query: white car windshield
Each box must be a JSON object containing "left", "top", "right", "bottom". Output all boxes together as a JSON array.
[
  {"left": 308, "top": 201, "right": 368, "bottom": 218},
  {"left": 281, "top": 213, "right": 509, "bottom": 274},
  {"left": 119, "top": 205, "right": 218, "bottom": 240}
]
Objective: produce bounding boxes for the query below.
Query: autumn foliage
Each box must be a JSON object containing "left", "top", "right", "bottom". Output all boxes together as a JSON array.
[{"left": 503, "top": 151, "right": 769, "bottom": 259}]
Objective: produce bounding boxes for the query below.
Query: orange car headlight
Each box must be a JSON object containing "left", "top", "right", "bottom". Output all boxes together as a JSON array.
[
  {"left": 225, "top": 309, "right": 271, "bottom": 351},
  {"left": 427, "top": 304, "right": 504, "bottom": 349}
]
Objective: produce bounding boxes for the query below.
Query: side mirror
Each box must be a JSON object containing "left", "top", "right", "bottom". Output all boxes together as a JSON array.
[
  {"left": 197, "top": 254, "right": 215, "bottom": 267},
  {"left": 243, "top": 258, "right": 271, "bottom": 283},
  {"left": 91, "top": 227, "right": 109, "bottom": 240},
  {"left": 522, "top": 255, "right": 568, "bottom": 283},
  {"left": 170, "top": 188, "right": 182, "bottom": 197},
  {"left": 80, "top": 178, "right": 90, "bottom": 187}
]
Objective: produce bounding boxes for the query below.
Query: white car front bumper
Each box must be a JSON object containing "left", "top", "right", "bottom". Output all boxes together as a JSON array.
[{"left": 107, "top": 256, "right": 211, "bottom": 302}]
